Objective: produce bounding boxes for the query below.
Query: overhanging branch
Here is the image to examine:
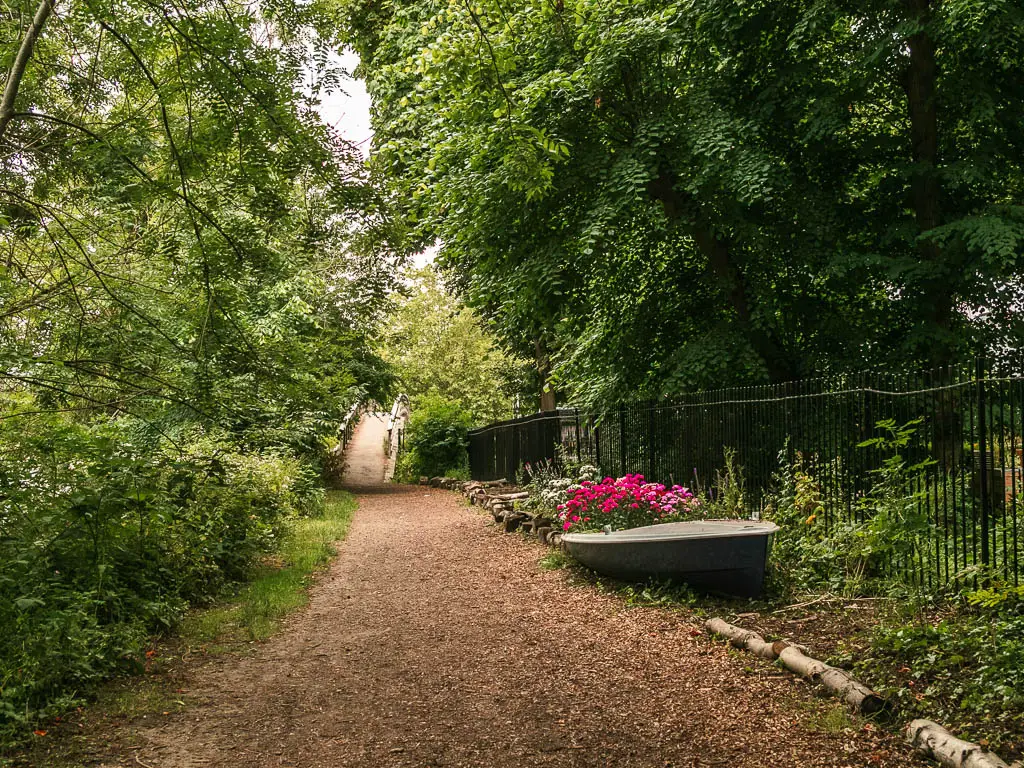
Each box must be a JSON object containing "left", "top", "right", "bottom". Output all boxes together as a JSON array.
[{"left": 0, "top": 0, "right": 56, "bottom": 145}]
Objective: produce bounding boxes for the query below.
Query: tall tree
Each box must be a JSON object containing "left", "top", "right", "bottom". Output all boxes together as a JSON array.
[
  {"left": 382, "top": 267, "right": 530, "bottom": 422},
  {"left": 341, "top": 0, "right": 1024, "bottom": 406},
  {"left": 2, "top": 0, "right": 396, "bottom": 444}
]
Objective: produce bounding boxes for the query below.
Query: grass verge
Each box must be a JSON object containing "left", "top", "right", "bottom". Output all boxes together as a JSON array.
[{"left": 181, "top": 489, "right": 358, "bottom": 646}]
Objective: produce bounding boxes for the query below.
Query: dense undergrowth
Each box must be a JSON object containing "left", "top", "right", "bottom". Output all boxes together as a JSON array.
[
  {"left": 849, "top": 589, "right": 1024, "bottom": 755},
  {"left": 394, "top": 394, "right": 473, "bottom": 481},
  {"left": 0, "top": 416, "right": 329, "bottom": 741},
  {"left": 0, "top": 491, "right": 358, "bottom": 766}
]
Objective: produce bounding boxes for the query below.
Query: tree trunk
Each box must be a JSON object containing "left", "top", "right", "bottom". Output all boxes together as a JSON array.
[
  {"left": 902, "top": 0, "right": 955, "bottom": 366},
  {"left": 535, "top": 337, "right": 557, "bottom": 411},
  {"left": 647, "top": 172, "right": 799, "bottom": 383}
]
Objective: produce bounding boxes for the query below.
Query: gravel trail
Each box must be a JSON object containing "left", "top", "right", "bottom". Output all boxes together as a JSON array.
[{"left": 108, "top": 485, "right": 914, "bottom": 768}]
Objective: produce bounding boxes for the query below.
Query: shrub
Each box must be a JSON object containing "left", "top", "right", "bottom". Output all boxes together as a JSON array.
[
  {"left": 398, "top": 394, "right": 473, "bottom": 479},
  {"left": 0, "top": 416, "right": 322, "bottom": 738},
  {"left": 764, "top": 421, "right": 935, "bottom": 596}
]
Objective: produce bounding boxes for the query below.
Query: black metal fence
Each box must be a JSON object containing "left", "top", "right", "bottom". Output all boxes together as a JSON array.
[{"left": 468, "top": 360, "right": 1023, "bottom": 588}]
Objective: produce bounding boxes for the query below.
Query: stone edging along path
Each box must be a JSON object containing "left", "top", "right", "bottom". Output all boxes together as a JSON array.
[{"left": 446, "top": 477, "right": 1021, "bottom": 768}]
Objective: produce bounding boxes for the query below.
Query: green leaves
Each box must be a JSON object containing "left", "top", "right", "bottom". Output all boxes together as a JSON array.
[
  {"left": 380, "top": 267, "right": 530, "bottom": 423},
  {"left": 1, "top": 0, "right": 394, "bottom": 444},
  {"left": 350, "top": 0, "right": 1024, "bottom": 404}
]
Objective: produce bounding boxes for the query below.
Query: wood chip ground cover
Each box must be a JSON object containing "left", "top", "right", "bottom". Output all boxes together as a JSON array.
[{"left": 14, "top": 486, "right": 923, "bottom": 767}]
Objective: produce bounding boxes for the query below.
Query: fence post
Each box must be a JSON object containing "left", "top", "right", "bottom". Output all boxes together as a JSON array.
[
  {"left": 574, "top": 410, "right": 582, "bottom": 462},
  {"left": 977, "top": 358, "right": 991, "bottom": 572},
  {"left": 619, "top": 406, "right": 628, "bottom": 476},
  {"left": 646, "top": 400, "right": 655, "bottom": 482}
]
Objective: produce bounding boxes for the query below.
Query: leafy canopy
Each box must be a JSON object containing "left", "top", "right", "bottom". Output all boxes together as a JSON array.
[{"left": 342, "top": 0, "right": 1024, "bottom": 406}]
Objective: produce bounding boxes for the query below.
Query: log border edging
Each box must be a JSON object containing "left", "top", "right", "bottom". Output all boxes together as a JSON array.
[
  {"left": 705, "top": 617, "right": 885, "bottom": 713},
  {"left": 905, "top": 719, "right": 1021, "bottom": 768},
  {"left": 456, "top": 481, "right": 565, "bottom": 548},
  {"left": 706, "top": 618, "right": 1020, "bottom": 768}
]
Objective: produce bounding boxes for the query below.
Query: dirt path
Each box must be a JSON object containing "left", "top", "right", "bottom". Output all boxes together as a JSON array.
[{"left": 102, "top": 485, "right": 913, "bottom": 768}]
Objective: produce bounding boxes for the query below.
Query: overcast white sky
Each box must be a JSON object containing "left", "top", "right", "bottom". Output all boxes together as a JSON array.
[
  {"left": 314, "top": 50, "right": 438, "bottom": 266},
  {"left": 316, "top": 50, "right": 374, "bottom": 156}
]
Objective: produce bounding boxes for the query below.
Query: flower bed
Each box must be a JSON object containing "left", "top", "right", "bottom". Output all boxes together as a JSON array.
[{"left": 556, "top": 474, "right": 702, "bottom": 532}]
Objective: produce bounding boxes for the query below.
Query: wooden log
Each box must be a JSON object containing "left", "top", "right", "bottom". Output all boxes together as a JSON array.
[
  {"left": 704, "top": 618, "right": 779, "bottom": 661},
  {"left": 706, "top": 618, "right": 882, "bottom": 714},
  {"left": 778, "top": 646, "right": 885, "bottom": 714},
  {"left": 503, "top": 514, "right": 524, "bottom": 533},
  {"left": 491, "top": 492, "right": 530, "bottom": 502},
  {"left": 771, "top": 640, "right": 792, "bottom": 657},
  {"left": 905, "top": 720, "right": 1013, "bottom": 768}
]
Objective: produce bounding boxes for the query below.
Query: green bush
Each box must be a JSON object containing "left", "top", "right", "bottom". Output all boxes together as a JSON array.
[
  {"left": 0, "top": 415, "right": 323, "bottom": 738},
  {"left": 397, "top": 395, "right": 473, "bottom": 479},
  {"left": 764, "top": 421, "right": 934, "bottom": 597}
]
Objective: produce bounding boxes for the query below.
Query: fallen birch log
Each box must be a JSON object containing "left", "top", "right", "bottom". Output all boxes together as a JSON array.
[
  {"left": 704, "top": 618, "right": 779, "bottom": 660},
  {"left": 705, "top": 618, "right": 884, "bottom": 714},
  {"left": 777, "top": 645, "right": 885, "bottom": 714},
  {"left": 905, "top": 720, "right": 1015, "bottom": 768}
]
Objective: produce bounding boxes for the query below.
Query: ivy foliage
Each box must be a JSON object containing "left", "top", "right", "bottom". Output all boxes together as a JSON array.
[{"left": 342, "top": 0, "right": 1024, "bottom": 406}]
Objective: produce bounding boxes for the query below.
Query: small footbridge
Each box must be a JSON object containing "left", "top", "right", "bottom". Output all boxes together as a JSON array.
[{"left": 337, "top": 395, "right": 409, "bottom": 488}]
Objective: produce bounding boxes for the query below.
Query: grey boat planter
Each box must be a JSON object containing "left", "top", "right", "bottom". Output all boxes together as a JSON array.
[{"left": 561, "top": 519, "right": 780, "bottom": 598}]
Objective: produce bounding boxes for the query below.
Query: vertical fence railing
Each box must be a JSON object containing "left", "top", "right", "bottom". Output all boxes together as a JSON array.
[
  {"left": 467, "top": 360, "right": 1024, "bottom": 588},
  {"left": 339, "top": 401, "right": 361, "bottom": 452}
]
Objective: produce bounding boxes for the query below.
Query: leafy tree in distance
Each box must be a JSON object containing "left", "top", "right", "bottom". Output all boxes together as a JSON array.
[{"left": 382, "top": 267, "right": 531, "bottom": 423}]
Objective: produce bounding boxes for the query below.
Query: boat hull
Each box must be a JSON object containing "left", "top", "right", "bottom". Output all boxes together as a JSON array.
[{"left": 561, "top": 520, "right": 778, "bottom": 598}]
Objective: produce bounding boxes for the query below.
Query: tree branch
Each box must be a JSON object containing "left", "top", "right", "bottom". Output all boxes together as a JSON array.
[{"left": 0, "top": 0, "right": 56, "bottom": 145}]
